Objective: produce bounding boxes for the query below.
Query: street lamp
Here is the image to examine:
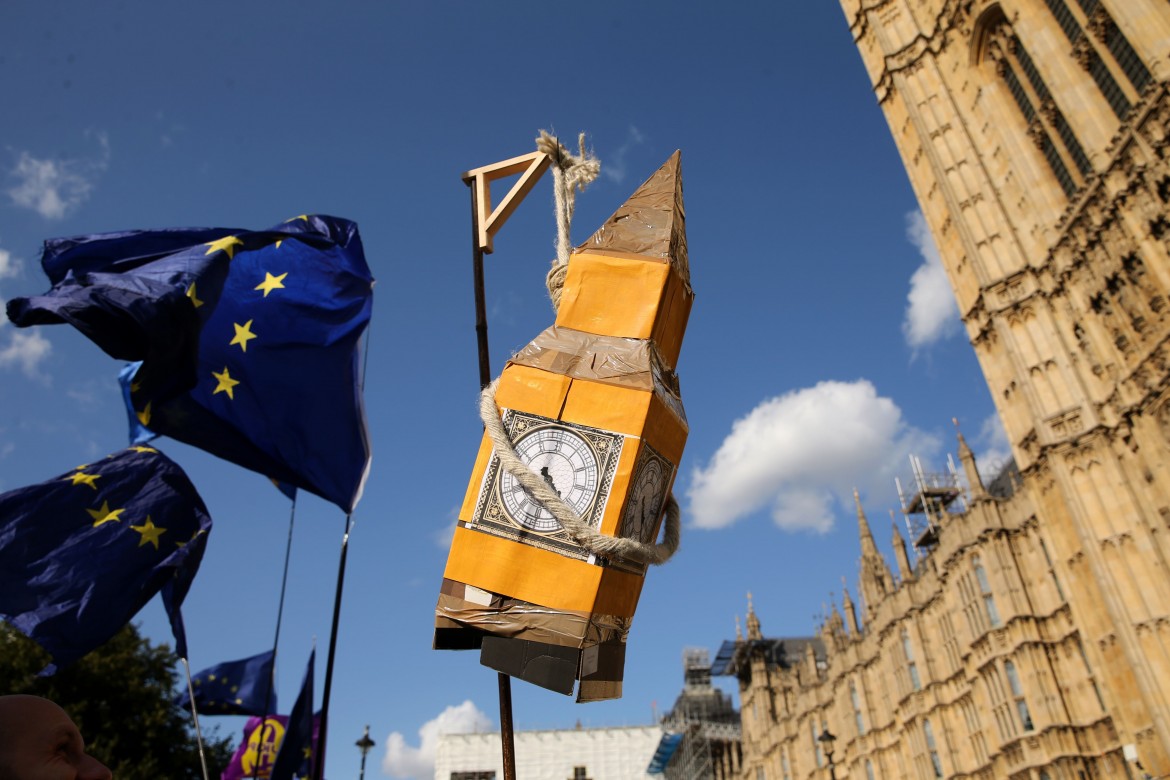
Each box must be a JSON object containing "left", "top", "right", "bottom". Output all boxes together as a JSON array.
[
  {"left": 817, "top": 729, "right": 838, "bottom": 780},
  {"left": 356, "top": 725, "right": 376, "bottom": 780}
]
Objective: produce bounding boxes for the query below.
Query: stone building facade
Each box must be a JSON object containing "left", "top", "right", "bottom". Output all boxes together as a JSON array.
[{"left": 720, "top": 0, "right": 1170, "bottom": 778}]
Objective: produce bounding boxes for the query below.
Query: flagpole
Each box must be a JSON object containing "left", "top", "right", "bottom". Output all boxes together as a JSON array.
[
  {"left": 467, "top": 176, "right": 519, "bottom": 780},
  {"left": 180, "top": 657, "right": 212, "bottom": 780},
  {"left": 313, "top": 513, "right": 353, "bottom": 780},
  {"left": 250, "top": 495, "right": 298, "bottom": 780}
]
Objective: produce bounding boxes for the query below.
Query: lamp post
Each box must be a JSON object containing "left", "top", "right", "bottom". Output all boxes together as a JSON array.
[
  {"left": 817, "top": 728, "right": 838, "bottom": 780},
  {"left": 355, "top": 725, "right": 375, "bottom": 780}
]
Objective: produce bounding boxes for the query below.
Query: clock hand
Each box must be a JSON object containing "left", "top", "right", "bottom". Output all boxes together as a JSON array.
[{"left": 539, "top": 466, "right": 562, "bottom": 498}]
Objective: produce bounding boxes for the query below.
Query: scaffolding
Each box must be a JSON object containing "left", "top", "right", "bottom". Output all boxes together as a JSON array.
[
  {"left": 649, "top": 648, "right": 742, "bottom": 780},
  {"left": 895, "top": 453, "right": 965, "bottom": 554}
]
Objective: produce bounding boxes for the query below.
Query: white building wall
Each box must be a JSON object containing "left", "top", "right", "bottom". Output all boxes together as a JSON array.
[{"left": 434, "top": 725, "right": 662, "bottom": 780}]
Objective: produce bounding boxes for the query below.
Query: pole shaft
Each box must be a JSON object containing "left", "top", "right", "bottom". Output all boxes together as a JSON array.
[
  {"left": 314, "top": 515, "right": 353, "bottom": 780},
  {"left": 467, "top": 174, "right": 517, "bottom": 780}
]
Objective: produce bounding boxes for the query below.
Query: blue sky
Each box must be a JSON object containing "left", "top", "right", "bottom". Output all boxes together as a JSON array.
[{"left": 0, "top": 3, "right": 1009, "bottom": 778}]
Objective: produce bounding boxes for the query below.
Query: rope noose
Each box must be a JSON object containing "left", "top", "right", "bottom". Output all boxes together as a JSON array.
[{"left": 536, "top": 130, "right": 600, "bottom": 312}]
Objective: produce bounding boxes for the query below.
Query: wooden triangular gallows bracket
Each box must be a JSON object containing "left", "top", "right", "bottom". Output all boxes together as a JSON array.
[{"left": 463, "top": 151, "right": 551, "bottom": 253}]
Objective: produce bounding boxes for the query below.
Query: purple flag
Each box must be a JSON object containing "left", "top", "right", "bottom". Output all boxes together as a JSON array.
[{"left": 221, "top": 714, "right": 322, "bottom": 780}]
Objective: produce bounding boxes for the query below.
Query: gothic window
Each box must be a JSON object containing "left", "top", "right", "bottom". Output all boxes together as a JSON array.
[
  {"left": 923, "top": 718, "right": 945, "bottom": 778},
  {"left": 781, "top": 747, "right": 791, "bottom": 780},
  {"left": 811, "top": 719, "right": 824, "bottom": 768},
  {"left": 902, "top": 629, "right": 923, "bottom": 691},
  {"left": 940, "top": 611, "right": 962, "bottom": 673},
  {"left": 866, "top": 759, "right": 876, "bottom": 780},
  {"left": 973, "top": 555, "right": 1002, "bottom": 627},
  {"left": 452, "top": 773, "right": 496, "bottom": 780},
  {"left": 1041, "top": 0, "right": 1151, "bottom": 116},
  {"left": 851, "top": 681, "right": 866, "bottom": 735},
  {"left": 571, "top": 767, "right": 590, "bottom": 780},
  {"left": 1004, "top": 660, "right": 1035, "bottom": 731},
  {"left": 961, "top": 695, "right": 990, "bottom": 764},
  {"left": 756, "top": 767, "right": 767, "bottom": 780},
  {"left": 983, "top": 20, "right": 1085, "bottom": 197},
  {"left": 985, "top": 664, "right": 1017, "bottom": 740}
]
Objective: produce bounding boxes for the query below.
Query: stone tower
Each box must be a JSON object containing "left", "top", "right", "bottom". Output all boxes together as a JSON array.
[{"left": 841, "top": 0, "right": 1170, "bottom": 772}]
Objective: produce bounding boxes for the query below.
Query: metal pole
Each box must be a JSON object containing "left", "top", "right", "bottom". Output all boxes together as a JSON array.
[
  {"left": 313, "top": 513, "right": 355, "bottom": 780},
  {"left": 467, "top": 176, "right": 518, "bottom": 780}
]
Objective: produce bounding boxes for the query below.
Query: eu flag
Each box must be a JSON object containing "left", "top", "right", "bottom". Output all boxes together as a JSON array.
[
  {"left": 7, "top": 215, "right": 374, "bottom": 513},
  {"left": 0, "top": 447, "right": 211, "bottom": 673},
  {"left": 175, "top": 649, "right": 276, "bottom": 717},
  {"left": 270, "top": 648, "right": 315, "bottom": 780}
]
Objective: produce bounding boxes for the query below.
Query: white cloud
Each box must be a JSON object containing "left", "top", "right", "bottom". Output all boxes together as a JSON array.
[
  {"left": 382, "top": 700, "right": 492, "bottom": 780},
  {"left": 0, "top": 330, "right": 52, "bottom": 381},
  {"left": 902, "top": 211, "right": 960, "bottom": 350},
  {"left": 601, "top": 125, "right": 646, "bottom": 184},
  {"left": 687, "top": 380, "right": 938, "bottom": 533},
  {"left": 0, "top": 246, "right": 19, "bottom": 280},
  {"left": 8, "top": 132, "right": 110, "bottom": 220}
]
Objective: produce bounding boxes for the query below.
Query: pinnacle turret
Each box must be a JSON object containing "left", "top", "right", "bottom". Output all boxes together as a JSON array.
[{"left": 855, "top": 488, "right": 893, "bottom": 616}]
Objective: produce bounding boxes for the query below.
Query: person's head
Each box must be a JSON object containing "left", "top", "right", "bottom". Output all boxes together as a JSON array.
[{"left": 0, "top": 695, "right": 111, "bottom": 780}]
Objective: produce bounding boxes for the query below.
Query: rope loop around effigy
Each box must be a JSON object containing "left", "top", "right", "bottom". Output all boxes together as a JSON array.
[
  {"left": 536, "top": 130, "right": 600, "bottom": 313},
  {"left": 480, "top": 378, "right": 680, "bottom": 565}
]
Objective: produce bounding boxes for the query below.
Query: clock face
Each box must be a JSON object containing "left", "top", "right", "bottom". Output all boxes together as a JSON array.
[
  {"left": 468, "top": 410, "right": 624, "bottom": 562},
  {"left": 499, "top": 425, "right": 601, "bottom": 533},
  {"left": 621, "top": 456, "right": 668, "bottom": 543}
]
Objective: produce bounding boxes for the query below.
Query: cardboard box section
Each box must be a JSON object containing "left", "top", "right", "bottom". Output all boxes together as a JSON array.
[{"left": 554, "top": 251, "right": 693, "bottom": 370}]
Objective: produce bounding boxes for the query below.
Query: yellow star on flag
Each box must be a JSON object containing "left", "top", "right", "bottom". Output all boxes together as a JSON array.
[
  {"left": 230, "top": 320, "right": 258, "bottom": 352},
  {"left": 65, "top": 471, "right": 101, "bottom": 489},
  {"left": 131, "top": 516, "right": 166, "bottom": 549},
  {"left": 212, "top": 367, "right": 240, "bottom": 399},
  {"left": 204, "top": 235, "right": 244, "bottom": 259},
  {"left": 87, "top": 501, "right": 125, "bottom": 527},
  {"left": 285, "top": 214, "right": 309, "bottom": 223},
  {"left": 255, "top": 272, "right": 287, "bottom": 297},
  {"left": 137, "top": 402, "right": 152, "bottom": 427},
  {"left": 130, "top": 445, "right": 157, "bottom": 454},
  {"left": 186, "top": 283, "right": 204, "bottom": 308}
]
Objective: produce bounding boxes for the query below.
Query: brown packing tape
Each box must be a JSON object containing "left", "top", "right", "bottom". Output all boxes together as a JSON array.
[
  {"left": 509, "top": 327, "right": 657, "bottom": 390},
  {"left": 435, "top": 582, "right": 629, "bottom": 648},
  {"left": 508, "top": 327, "right": 688, "bottom": 428}
]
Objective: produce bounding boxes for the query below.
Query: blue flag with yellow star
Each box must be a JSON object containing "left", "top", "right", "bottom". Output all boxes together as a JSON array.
[
  {"left": 270, "top": 648, "right": 315, "bottom": 780},
  {"left": 175, "top": 649, "right": 276, "bottom": 717},
  {"left": 0, "top": 447, "right": 211, "bottom": 673},
  {"left": 7, "top": 215, "right": 373, "bottom": 513}
]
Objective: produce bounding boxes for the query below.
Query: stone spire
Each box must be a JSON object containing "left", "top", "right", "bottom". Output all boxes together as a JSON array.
[
  {"left": 842, "top": 582, "right": 860, "bottom": 636},
  {"left": 954, "top": 418, "right": 986, "bottom": 500},
  {"left": 891, "top": 510, "right": 914, "bottom": 582},
  {"left": 746, "top": 592, "right": 762, "bottom": 641},
  {"left": 855, "top": 488, "right": 893, "bottom": 615}
]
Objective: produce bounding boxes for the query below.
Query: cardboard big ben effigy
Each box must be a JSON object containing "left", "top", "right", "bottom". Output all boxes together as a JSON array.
[{"left": 434, "top": 152, "right": 691, "bottom": 702}]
